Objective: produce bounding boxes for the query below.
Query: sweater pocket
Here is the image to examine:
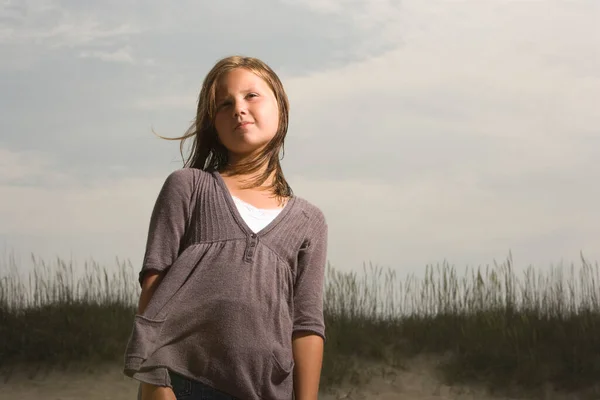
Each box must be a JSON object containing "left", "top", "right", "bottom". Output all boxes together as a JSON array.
[
  {"left": 123, "top": 314, "right": 166, "bottom": 376},
  {"left": 271, "top": 343, "right": 294, "bottom": 376},
  {"left": 264, "top": 342, "right": 295, "bottom": 398}
]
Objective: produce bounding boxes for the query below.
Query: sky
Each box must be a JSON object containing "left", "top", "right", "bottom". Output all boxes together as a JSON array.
[{"left": 1, "top": 0, "right": 599, "bottom": 281}]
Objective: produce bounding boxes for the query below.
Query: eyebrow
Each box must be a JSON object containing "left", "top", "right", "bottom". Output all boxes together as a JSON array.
[{"left": 216, "top": 87, "right": 259, "bottom": 102}]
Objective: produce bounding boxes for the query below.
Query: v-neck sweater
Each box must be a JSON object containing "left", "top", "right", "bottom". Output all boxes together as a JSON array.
[{"left": 122, "top": 167, "right": 328, "bottom": 400}]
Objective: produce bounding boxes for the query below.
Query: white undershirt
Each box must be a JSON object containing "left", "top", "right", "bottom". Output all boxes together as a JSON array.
[{"left": 231, "top": 195, "right": 283, "bottom": 233}]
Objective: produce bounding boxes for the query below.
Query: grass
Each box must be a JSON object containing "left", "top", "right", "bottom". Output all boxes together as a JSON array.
[{"left": 1, "top": 251, "right": 600, "bottom": 397}]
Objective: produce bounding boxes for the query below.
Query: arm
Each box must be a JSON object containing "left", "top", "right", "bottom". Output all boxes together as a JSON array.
[
  {"left": 137, "top": 169, "right": 194, "bottom": 288},
  {"left": 292, "top": 212, "right": 329, "bottom": 400},
  {"left": 292, "top": 331, "right": 324, "bottom": 400},
  {"left": 138, "top": 271, "right": 177, "bottom": 400},
  {"left": 138, "top": 271, "right": 164, "bottom": 314},
  {"left": 139, "top": 273, "right": 175, "bottom": 400},
  {"left": 132, "top": 169, "right": 195, "bottom": 399},
  {"left": 133, "top": 168, "right": 195, "bottom": 319},
  {"left": 140, "top": 383, "right": 177, "bottom": 400}
]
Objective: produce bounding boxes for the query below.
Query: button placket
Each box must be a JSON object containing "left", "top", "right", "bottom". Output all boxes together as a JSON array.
[{"left": 245, "top": 233, "right": 258, "bottom": 262}]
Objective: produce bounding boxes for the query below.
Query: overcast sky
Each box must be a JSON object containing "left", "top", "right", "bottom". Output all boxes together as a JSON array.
[{"left": 1, "top": 0, "right": 599, "bottom": 280}]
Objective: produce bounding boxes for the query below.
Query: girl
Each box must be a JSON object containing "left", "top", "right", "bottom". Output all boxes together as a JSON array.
[{"left": 123, "top": 56, "right": 328, "bottom": 400}]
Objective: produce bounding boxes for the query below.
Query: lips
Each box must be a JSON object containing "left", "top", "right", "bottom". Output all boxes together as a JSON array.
[{"left": 235, "top": 121, "right": 253, "bottom": 130}]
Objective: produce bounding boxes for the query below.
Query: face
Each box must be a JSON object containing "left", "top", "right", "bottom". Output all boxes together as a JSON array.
[{"left": 213, "top": 68, "right": 280, "bottom": 161}]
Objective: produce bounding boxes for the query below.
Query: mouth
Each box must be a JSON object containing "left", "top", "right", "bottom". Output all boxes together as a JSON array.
[{"left": 235, "top": 121, "right": 253, "bottom": 130}]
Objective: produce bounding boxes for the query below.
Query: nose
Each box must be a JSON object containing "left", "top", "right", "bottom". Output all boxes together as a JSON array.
[{"left": 233, "top": 99, "right": 247, "bottom": 117}]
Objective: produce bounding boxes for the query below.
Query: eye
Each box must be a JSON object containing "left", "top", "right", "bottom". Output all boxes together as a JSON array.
[
  {"left": 217, "top": 100, "right": 231, "bottom": 110},
  {"left": 246, "top": 92, "right": 259, "bottom": 99}
]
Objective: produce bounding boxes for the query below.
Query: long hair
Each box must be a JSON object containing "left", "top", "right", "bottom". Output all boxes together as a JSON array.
[{"left": 157, "top": 55, "right": 292, "bottom": 201}]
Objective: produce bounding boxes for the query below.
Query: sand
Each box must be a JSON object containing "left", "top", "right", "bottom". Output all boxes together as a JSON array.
[{"left": 0, "top": 356, "right": 589, "bottom": 400}]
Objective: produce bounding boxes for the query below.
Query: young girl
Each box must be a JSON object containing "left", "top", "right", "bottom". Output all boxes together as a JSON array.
[{"left": 123, "top": 55, "right": 328, "bottom": 400}]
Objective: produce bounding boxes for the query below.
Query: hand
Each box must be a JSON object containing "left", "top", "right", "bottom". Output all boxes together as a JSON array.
[{"left": 140, "top": 383, "right": 177, "bottom": 400}]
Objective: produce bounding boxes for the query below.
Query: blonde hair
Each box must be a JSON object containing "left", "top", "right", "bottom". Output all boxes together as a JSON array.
[{"left": 159, "top": 55, "right": 292, "bottom": 200}]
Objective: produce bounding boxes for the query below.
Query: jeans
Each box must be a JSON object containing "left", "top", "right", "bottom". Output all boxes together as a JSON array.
[{"left": 169, "top": 371, "right": 238, "bottom": 400}]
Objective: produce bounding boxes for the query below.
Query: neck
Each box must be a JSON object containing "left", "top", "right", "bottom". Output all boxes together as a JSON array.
[
  {"left": 226, "top": 143, "right": 271, "bottom": 166},
  {"left": 225, "top": 152, "right": 260, "bottom": 170},
  {"left": 222, "top": 156, "right": 275, "bottom": 188}
]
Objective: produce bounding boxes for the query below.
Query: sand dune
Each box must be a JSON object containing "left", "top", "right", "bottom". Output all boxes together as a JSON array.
[{"left": 0, "top": 357, "right": 587, "bottom": 400}]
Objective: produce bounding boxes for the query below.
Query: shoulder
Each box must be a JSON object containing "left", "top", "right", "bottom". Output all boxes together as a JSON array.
[
  {"left": 161, "top": 167, "right": 210, "bottom": 188},
  {"left": 163, "top": 167, "right": 207, "bottom": 182},
  {"left": 156, "top": 167, "right": 211, "bottom": 199},
  {"left": 292, "top": 195, "right": 327, "bottom": 228},
  {"left": 290, "top": 196, "right": 328, "bottom": 255}
]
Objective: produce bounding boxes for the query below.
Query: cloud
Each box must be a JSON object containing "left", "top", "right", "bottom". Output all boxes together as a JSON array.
[
  {"left": 0, "top": 1, "right": 140, "bottom": 47},
  {"left": 0, "top": 148, "right": 72, "bottom": 187},
  {"left": 1, "top": 174, "right": 158, "bottom": 237},
  {"left": 0, "top": 146, "right": 164, "bottom": 272},
  {"left": 130, "top": 93, "right": 197, "bottom": 111},
  {"left": 290, "top": 169, "right": 600, "bottom": 274},
  {"left": 1, "top": 0, "right": 599, "bottom": 276},
  {"left": 44, "top": 21, "right": 138, "bottom": 49},
  {"left": 279, "top": 0, "right": 600, "bottom": 270},
  {"left": 280, "top": 0, "right": 600, "bottom": 183},
  {"left": 0, "top": 0, "right": 403, "bottom": 178},
  {"left": 78, "top": 46, "right": 135, "bottom": 64},
  {"left": 281, "top": 0, "right": 401, "bottom": 28},
  {"left": 1, "top": 0, "right": 398, "bottom": 73},
  {"left": 0, "top": 1, "right": 144, "bottom": 72}
]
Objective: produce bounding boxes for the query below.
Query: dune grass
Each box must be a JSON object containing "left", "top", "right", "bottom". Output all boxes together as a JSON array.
[{"left": 1, "top": 251, "right": 600, "bottom": 397}]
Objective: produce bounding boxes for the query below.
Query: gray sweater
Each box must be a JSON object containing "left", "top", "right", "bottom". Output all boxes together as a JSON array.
[{"left": 123, "top": 168, "right": 328, "bottom": 400}]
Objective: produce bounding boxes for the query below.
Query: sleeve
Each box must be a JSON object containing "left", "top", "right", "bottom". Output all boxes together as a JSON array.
[
  {"left": 138, "top": 168, "right": 194, "bottom": 286},
  {"left": 292, "top": 210, "right": 328, "bottom": 341}
]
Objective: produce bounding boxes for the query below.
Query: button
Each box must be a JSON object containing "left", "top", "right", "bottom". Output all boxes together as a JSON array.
[
  {"left": 250, "top": 242, "right": 256, "bottom": 247},
  {"left": 250, "top": 233, "right": 257, "bottom": 238}
]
